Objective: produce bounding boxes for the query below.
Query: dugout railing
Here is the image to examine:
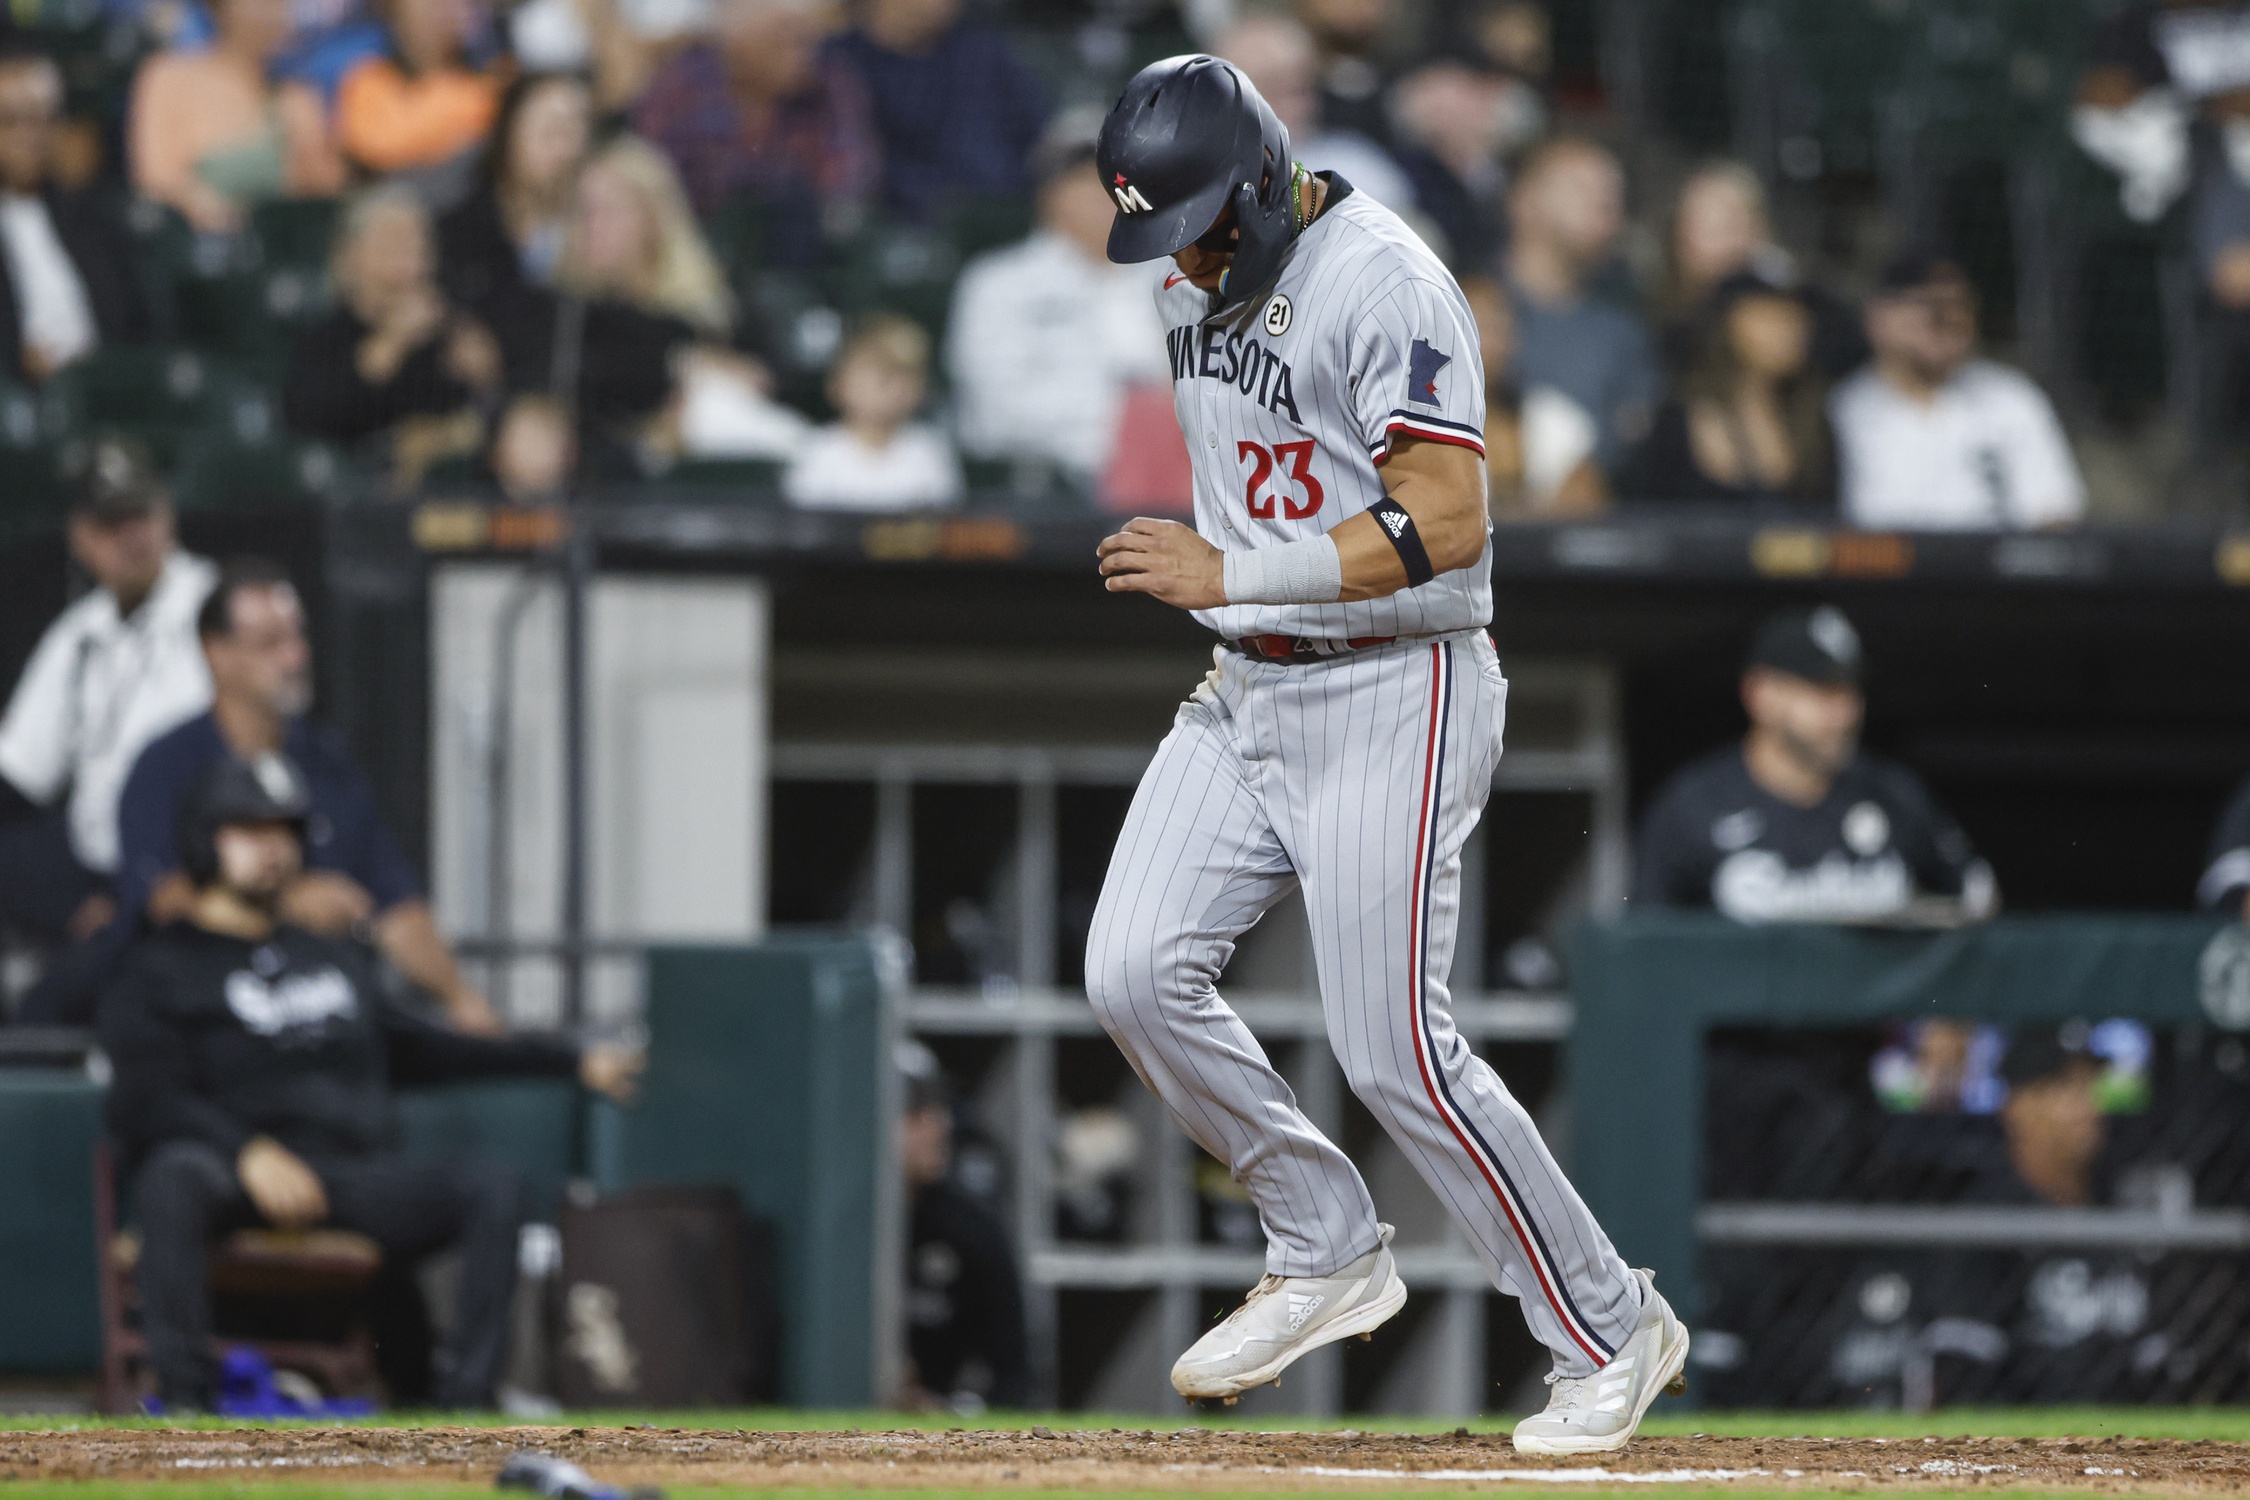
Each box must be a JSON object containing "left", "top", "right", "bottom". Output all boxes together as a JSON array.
[{"left": 758, "top": 666, "right": 1624, "bottom": 1416}]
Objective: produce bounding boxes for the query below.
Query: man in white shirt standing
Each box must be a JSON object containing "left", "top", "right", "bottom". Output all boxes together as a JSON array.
[
  {"left": 0, "top": 438, "right": 217, "bottom": 957},
  {"left": 1830, "top": 253, "right": 2086, "bottom": 530},
  {"left": 0, "top": 44, "right": 160, "bottom": 385},
  {"left": 945, "top": 113, "right": 1171, "bottom": 489}
]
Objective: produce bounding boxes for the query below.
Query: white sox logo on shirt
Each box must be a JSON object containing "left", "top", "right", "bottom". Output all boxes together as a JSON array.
[
  {"left": 226, "top": 965, "right": 357, "bottom": 1037},
  {"left": 1110, "top": 173, "right": 1153, "bottom": 213}
]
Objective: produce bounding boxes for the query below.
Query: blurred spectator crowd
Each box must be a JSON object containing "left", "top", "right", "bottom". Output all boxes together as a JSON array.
[{"left": 13, "top": 0, "right": 2250, "bottom": 525}]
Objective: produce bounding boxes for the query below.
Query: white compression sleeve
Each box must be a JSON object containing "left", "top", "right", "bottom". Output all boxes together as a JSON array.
[{"left": 1222, "top": 534, "right": 1344, "bottom": 606}]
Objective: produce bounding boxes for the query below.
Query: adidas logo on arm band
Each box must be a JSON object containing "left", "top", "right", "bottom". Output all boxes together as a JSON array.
[
  {"left": 1223, "top": 533, "right": 1345, "bottom": 606},
  {"left": 1367, "top": 498, "right": 1436, "bottom": 587}
]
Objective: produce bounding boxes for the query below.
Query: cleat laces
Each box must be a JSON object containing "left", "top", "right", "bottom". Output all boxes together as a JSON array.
[
  {"left": 1218, "top": 1275, "right": 1287, "bottom": 1331},
  {"left": 1541, "top": 1371, "right": 1593, "bottom": 1416}
]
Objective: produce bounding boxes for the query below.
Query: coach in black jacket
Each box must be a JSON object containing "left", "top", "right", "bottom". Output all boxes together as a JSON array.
[
  {"left": 101, "top": 754, "right": 636, "bottom": 1411},
  {"left": 0, "top": 46, "right": 163, "bottom": 386}
]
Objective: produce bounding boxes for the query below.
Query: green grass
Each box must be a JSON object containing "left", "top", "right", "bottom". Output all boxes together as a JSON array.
[
  {"left": 0, "top": 1487, "right": 2143, "bottom": 1500},
  {"left": 0, "top": 1490, "right": 2125, "bottom": 1500},
  {"left": 4, "top": 1407, "right": 2249, "bottom": 1439},
  {"left": 1638, "top": 1407, "right": 2250, "bottom": 1441}
]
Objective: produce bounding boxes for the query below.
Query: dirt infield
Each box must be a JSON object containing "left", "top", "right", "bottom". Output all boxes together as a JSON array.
[{"left": 2, "top": 1425, "right": 2248, "bottom": 1493}]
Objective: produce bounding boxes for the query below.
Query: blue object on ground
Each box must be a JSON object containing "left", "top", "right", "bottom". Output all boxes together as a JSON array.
[
  {"left": 498, "top": 1452, "right": 656, "bottom": 1500},
  {"left": 210, "top": 1346, "right": 377, "bottom": 1418}
]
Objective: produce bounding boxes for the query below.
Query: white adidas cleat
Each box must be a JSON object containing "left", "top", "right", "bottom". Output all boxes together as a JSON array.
[
  {"left": 1171, "top": 1224, "right": 1408, "bottom": 1401},
  {"left": 1511, "top": 1269, "right": 1689, "bottom": 1456}
]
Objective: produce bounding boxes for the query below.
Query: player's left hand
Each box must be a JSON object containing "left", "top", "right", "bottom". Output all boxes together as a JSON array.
[{"left": 1097, "top": 518, "right": 1226, "bottom": 610}]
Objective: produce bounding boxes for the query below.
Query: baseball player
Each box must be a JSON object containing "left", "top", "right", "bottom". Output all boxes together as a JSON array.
[{"left": 1082, "top": 56, "right": 1686, "bottom": 1452}]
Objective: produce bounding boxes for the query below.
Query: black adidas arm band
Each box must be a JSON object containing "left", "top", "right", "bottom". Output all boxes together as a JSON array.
[{"left": 1366, "top": 497, "right": 1436, "bottom": 587}]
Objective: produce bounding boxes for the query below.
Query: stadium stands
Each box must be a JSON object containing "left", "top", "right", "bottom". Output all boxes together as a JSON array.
[{"left": 0, "top": 0, "right": 2231, "bottom": 523}]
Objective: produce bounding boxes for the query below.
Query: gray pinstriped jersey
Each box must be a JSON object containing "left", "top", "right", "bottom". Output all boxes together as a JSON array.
[{"left": 1160, "top": 181, "right": 1493, "bottom": 641}]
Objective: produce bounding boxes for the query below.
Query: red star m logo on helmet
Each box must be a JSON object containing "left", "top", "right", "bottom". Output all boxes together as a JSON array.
[{"left": 1109, "top": 176, "right": 1154, "bottom": 213}]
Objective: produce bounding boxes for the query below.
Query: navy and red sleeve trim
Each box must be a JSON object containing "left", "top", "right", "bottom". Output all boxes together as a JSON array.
[{"left": 1368, "top": 409, "right": 1487, "bottom": 464}]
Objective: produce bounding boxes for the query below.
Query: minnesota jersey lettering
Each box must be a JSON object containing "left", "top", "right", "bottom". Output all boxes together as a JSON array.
[{"left": 1167, "top": 324, "right": 1302, "bottom": 421}]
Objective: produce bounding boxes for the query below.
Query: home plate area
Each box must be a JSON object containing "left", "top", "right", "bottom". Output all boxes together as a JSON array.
[{"left": 4, "top": 1427, "right": 2250, "bottom": 1492}]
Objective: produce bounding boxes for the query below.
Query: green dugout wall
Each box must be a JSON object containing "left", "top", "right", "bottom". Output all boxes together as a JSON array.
[
  {"left": 1570, "top": 913, "right": 2242, "bottom": 1329},
  {"left": 0, "top": 1074, "right": 104, "bottom": 1372},
  {"left": 588, "top": 936, "right": 896, "bottom": 1407}
]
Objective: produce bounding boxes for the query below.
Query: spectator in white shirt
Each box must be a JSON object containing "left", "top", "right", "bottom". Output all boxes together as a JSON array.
[
  {"left": 785, "top": 313, "right": 963, "bottom": 512},
  {"left": 1829, "top": 253, "right": 2086, "bottom": 531},
  {"left": 0, "top": 45, "right": 164, "bottom": 386},
  {"left": 0, "top": 438, "right": 216, "bottom": 952},
  {"left": 945, "top": 112, "right": 1169, "bottom": 489}
]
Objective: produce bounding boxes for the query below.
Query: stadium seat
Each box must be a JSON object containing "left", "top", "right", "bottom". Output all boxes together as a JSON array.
[
  {"left": 941, "top": 194, "right": 1034, "bottom": 261},
  {"left": 999, "top": 24, "right": 1081, "bottom": 100},
  {"left": 657, "top": 456, "right": 788, "bottom": 499},
  {"left": 0, "top": 384, "right": 72, "bottom": 525},
  {"left": 823, "top": 219, "right": 961, "bottom": 348},
  {"left": 707, "top": 193, "right": 783, "bottom": 279},
  {"left": 37, "top": 14, "right": 148, "bottom": 133},
  {"left": 40, "top": 347, "right": 276, "bottom": 464},
  {"left": 724, "top": 268, "right": 845, "bottom": 414},
  {"left": 962, "top": 453, "right": 1083, "bottom": 507},
  {"left": 171, "top": 434, "right": 346, "bottom": 512},
  {"left": 121, "top": 198, "right": 337, "bottom": 379},
  {"left": 415, "top": 452, "right": 491, "bottom": 495},
  {"left": 172, "top": 262, "right": 332, "bottom": 381},
  {"left": 249, "top": 198, "right": 342, "bottom": 273},
  {"left": 121, "top": 197, "right": 202, "bottom": 323}
]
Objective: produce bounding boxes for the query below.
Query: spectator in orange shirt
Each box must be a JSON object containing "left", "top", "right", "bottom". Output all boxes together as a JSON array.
[
  {"left": 336, "top": 0, "right": 501, "bottom": 184},
  {"left": 129, "top": 0, "right": 347, "bottom": 234}
]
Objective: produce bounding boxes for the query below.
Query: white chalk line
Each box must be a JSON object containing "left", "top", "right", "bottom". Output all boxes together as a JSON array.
[
  {"left": 170, "top": 1455, "right": 390, "bottom": 1469},
  {"left": 1290, "top": 1467, "right": 1774, "bottom": 1484}
]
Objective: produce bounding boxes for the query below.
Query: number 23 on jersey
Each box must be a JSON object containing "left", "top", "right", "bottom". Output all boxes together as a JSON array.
[{"left": 1238, "top": 439, "right": 1324, "bottom": 520}]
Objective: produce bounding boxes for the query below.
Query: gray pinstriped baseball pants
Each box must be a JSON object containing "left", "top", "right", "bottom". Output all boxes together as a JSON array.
[{"left": 1084, "top": 630, "right": 1641, "bottom": 1376}]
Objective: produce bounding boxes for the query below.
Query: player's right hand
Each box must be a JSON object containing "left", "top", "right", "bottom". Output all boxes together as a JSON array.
[
  {"left": 237, "top": 1136, "right": 329, "bottom": 1229},
  {"left": 1097, "top": 518, "right": 1226, "bottom": 610},
  {"left": 280, "top": 871, "right": 378, "bottom": 935}
]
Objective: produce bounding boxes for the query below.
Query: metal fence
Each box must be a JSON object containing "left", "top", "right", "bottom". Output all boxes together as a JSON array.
[{"left": 1694, "top": 1019, "right": 2250, "bottom": 1408}]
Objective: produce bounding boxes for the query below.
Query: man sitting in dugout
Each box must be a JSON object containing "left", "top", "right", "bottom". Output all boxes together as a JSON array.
[
  {"left": 102, "top": 753, "right": 639, "bottom": 1413},
  {"left": 1631, "top": 605, "right": 1998, "bottom": 924}
]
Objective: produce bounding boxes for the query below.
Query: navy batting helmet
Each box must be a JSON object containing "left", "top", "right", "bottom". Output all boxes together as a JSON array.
[
  {"left": 1097, "top": 55, "right": 1292, "bottom": 274},
  {"left": 178, "top": 753, "right": 311, "bottom": 885}
]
